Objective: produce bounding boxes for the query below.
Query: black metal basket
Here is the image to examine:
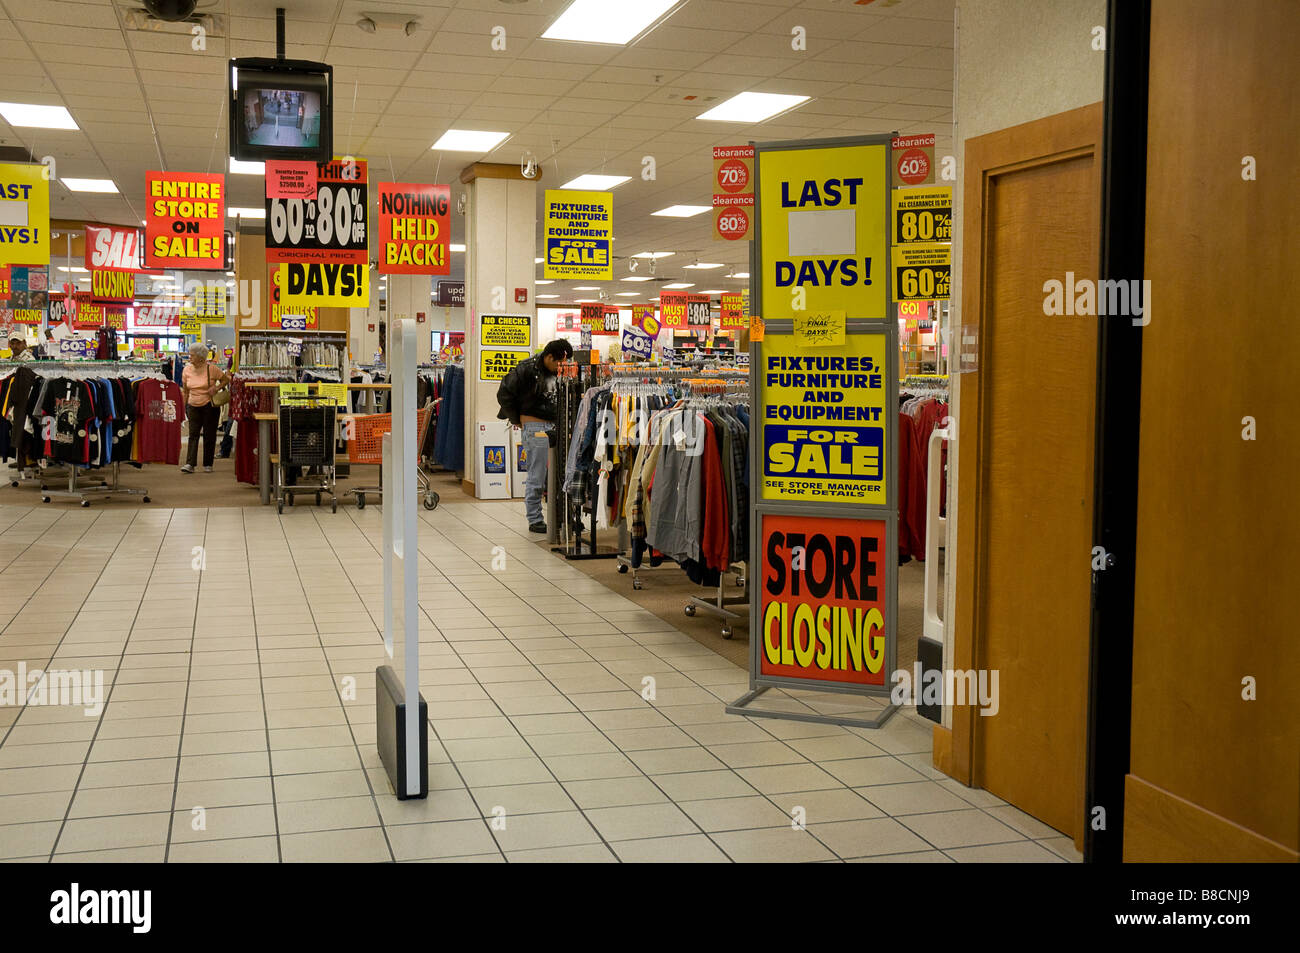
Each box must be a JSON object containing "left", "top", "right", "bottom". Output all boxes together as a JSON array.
[{"left": 278, "top": 405, "right": 337, "bottom": 467}]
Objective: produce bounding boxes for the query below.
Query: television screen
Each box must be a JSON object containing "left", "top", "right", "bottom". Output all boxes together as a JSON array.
[{"left": 228, "top": 59, "right": 332, "bottom": 163}]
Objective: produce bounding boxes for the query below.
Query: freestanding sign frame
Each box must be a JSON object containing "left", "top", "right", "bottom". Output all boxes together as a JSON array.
[{"left": 727, "top": 133, "right": 900, "bottom": 730}]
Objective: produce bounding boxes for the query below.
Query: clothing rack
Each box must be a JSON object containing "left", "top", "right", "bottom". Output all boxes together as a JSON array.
[
  {"left": 677, "top": 386, "right": 751, "bottom": 639},
  {"left": 553, "top": 362, "right": 617, "bottom": 560},
  {"left": 1, "top": 361, "right": 169, "bottom": 506}
]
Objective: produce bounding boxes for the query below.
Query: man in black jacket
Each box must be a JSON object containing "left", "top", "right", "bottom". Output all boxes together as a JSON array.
[{"left": 496, "top": 339, "right": 573, "bottom": 533}]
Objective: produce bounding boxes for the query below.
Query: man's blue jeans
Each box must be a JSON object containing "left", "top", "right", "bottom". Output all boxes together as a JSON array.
[{"left": 524, "top": 422, "right": 553, "bottom": 526}]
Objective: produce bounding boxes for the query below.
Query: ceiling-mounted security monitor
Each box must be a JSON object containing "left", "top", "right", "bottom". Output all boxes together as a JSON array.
[{"left": 228, "top": 57, "right": 333, "bottom": 164}]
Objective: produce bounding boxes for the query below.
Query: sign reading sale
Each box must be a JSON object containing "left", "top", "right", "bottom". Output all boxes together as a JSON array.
[
  {"left": 377, "top": 183, "right": 450, "bottom": 275},
  {"left": 759, "top": 513, "right": 888, "bottom": 687},
  {"left": 86, "top": 224, "right": 152, "bottom": 303},
  {"left": 759, "top": 143, "right": 888, "bottom": 320},
  {"left": 543, "top": 190, "right": 612, "bottom": 281},
  {"left": 0, "top": 163, "right": 51, "bottom": 264},
  {"left": 146, "top": 171, "right": 225, "bottom": 269},
  {"left": 712, "top": 145, "right": 754, "bottom": 242}
]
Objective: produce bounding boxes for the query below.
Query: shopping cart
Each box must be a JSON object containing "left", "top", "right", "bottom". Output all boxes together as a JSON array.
[
  {"left": 275, "top": 402, "right": 338, "bottom": 514},
  {"left": 344, "top": 401, "right": 439, "bottom": 511}
]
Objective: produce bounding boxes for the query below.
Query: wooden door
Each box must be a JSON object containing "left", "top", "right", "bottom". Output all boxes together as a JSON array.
[
  {"left": 952, "top": 104, "right": 1103, "bottom": 849},
  {"left": 1124, "top": 0, "right": 1299, "bottom": 862}
]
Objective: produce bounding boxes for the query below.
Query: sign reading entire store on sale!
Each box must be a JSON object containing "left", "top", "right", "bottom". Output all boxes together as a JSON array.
[
  {"left": 758, "top": 143, "right": 888, "bottom": 320},
  {"left": 377, "top": 183, "right": 450, "bottom": 275},
  {"left": 719, "top": 293, "right": 748, "bottom": 329},
  {"left": 543, "top": 190, "right": 612, "bottom": 281},
  {"left": 0, "top": 162, "right": 50, "bottom": 264},
  {"left": 761, "top": 331, "right": 888, "bottom": 505},
  {"left": 145, "top": 171, "right": 225, "bottom": 269},
  {"left": 632, "top": 304, "right": 659, "bottom": 339},
  {"left": 759, "top": 513, "right": 888, "bottom": 688}
]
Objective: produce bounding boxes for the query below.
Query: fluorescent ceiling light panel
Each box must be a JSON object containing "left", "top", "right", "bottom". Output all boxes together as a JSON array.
[
  {"left": 57, "top": 266, "right": 89, "bottom": 273},
  {"left": 651, "top": 206, "right": 709, "bottom": 218},
  {"left": 0, "top": 101, "right": 77, "bottom": 129},
  {"left": 227, "top": 207, "right": 265, "bottom": 218},
  {"left": 542, "top": 0, "right": 678, "bottom": 45},
  {"left": 230, "top": 157, "right": 265, "bottom": 175},
  {"left": 573, "top": 286, "right": 599, "bottom": 290},
  {"left": 663, "top": 282, "right": 694, "bottom": 289},
  {"left": 631, "top": 251, "right": 674, "bottom": 259},
  {"left": 432, "top": 129, "right": 510, "bottom": 152},
  {"left": 451, "top": 244, "right": 466, "bottom": 252},
  {"left": 534, "top": 257, "right": 544, "bottom": 264},
  {"left": 684, "top": 262, "right": 725, "bottom": 270},
  {"left": 614, "top": 292, "right": 641, "bottom": 297},
  {"left": 560, "top": 174, "right": 631, "bottom": 190},
  {"left": 697, "top": 92, "right": 810, "bottom": 123},
  {"left": 535, "top": 280, "right": 554, "bottom": 285},
  {"left": 537, "top": 294, "right": 559, "bottom": 299},
  {"left": 731, "top": 271, "right": 750, "bottom": 278},
  {"left": 621, "top": 277, "right": 652, "bottom": 282},
  {"left": 62, "top": 178, "right": 118, "bottom": 193}
]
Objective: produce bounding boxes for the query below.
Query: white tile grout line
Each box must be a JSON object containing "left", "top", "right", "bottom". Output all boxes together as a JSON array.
[{"left": 40, "top": 506, "right": 174, "bottom": 860}]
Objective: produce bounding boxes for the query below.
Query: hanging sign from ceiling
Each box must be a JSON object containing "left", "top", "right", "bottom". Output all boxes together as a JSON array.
[
  {"left": 543, "top": 190, "right": 612, "bottom": 281},
  {"left": 265, "top": 157, "right": 367, "bottom": 264},
  {"left": 377, "top": 183, "right": 450, "bottom": 275},
  {"left": 712, "top": 145, "right": 755, "bottom": 242},
  {"left": 0, "top": 162, "right": 50, "bottom": 264},
  {"left": 145, "top": 171, "right": 225, "bottom": 269}
]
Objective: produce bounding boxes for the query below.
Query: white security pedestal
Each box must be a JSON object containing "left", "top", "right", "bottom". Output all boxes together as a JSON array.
[
  {"left": 378, "top": 319, "right": 426, "bottom": 799},
  {"left": 509, "top": 425, "right": 527, "bottom": 498}
]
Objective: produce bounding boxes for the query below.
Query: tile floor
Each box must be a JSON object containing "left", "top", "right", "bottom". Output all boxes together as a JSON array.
[{"left": 0, "top": 499, "right": 1079, "bottom": 863}]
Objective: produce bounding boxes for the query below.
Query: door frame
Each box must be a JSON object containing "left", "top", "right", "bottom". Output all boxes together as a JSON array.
[
  {"left": 1083, "top": 0, "right": 1151, "bottom": 865},
  {"left": 950, "top": 101, "right": 1105, "bottom": 850}
]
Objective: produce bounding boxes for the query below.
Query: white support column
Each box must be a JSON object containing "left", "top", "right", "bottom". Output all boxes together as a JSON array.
[{"left": 461, "top": 163, "right": 539, "bottom": 497}]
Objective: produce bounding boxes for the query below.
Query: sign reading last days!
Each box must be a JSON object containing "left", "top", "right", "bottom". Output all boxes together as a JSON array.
[
  {"left": 759, "top": 513, "right": 888, "bottom": 688},
  {"left": 278, "top": 261, "right": 369, "bottom": 308},
  {"left": 480, "top": 314, "right": 531, "bottom": 348},
  {"left": 761, "top": 332, "right": 888, "bottom": 505},
  {"left": 758, "top": 143, "right": 888, "bottom": 320},
  {"left": 481, "top": 348, "right": 527, "bottom": 382}
]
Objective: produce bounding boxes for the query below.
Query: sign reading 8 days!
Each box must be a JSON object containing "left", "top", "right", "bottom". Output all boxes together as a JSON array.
[
  {"left": 760, "top": 332, "right": 888, "bottom": 505},
  {"left": 480, "top": 314, "right": 531, "bottom": 348}
]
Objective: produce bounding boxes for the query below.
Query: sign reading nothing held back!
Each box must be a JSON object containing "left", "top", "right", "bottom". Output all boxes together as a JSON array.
[
  {"left": 543, "top": 190, "right": 612, "bottom": 281},
  {"left": 377, "top": 183, "right": 450, "bottom": 275},
  {"left": 761, "top": 332, "right": 888, "bottom": 505},
  {"left": 758, "top": 144, "right": 887, "bottom": 320}
]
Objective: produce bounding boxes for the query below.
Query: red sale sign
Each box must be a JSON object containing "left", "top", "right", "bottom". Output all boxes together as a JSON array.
[
  {"left": 892, "top": 133, "right": 936, "bottom": 186},
  {"left": 377, "top": 183, "right": 450, "bottom": 275},
  {"left": 759, "top": 513, "right": 888, "bottom": 688}
]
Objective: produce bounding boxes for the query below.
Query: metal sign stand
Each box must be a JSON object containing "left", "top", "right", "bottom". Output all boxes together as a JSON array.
[
  {"left": 376, "top": 319, "right": 427, "bottom": 798},
  {"left": 727, "top": 133, "right": 900, "bottom": 730}
]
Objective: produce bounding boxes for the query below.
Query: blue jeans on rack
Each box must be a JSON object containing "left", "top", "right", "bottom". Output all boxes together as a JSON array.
[{"left": 524, "top": 422, "right": 553, "bottom": 526}]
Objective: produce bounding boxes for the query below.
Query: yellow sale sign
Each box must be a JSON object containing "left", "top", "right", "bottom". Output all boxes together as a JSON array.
[
  {"left": 278, "top": 261, "right": 369, "bottom": 308},
  {"left": 0, "top": 162, "right": 51, "bottom": 264},
  {"left": 758, "top": 143, "right": 888, "bottom": 320},
  {"left": 760, "top": 331, "right": 889, "bottom": 505}
]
